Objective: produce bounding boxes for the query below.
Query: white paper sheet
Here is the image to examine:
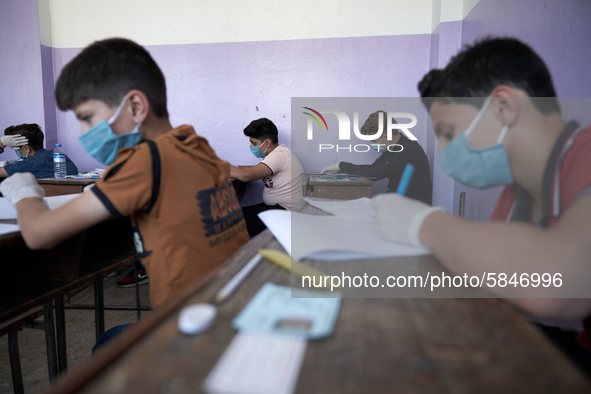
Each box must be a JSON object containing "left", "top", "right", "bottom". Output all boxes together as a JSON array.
[
  {"left": 259, "top": 209, "right": 292, "bottom": 255},
  {"left": 0, "top": 223, "right": 20, "bottom": 235},
  {"left": 204, "top": 332, "right": 307, "bottom": 394},
  {"left": 0, "top": 194, "right": 79, "bottom": 219},
  {"left": 258, "top": 210, "right": 429, "bottom": 261},
  {"left": 303, "top": 196, "right": 375, "bottom": 217}
]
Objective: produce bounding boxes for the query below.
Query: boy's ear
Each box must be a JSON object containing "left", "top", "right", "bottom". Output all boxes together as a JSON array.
[
  {"left": 127, "top": 89, "right": 150, "bottom": 124},
  {"left": 21, "top": 145, "right": 32, "bottom": 156},
  {"left": 490, "top": 85, "right": 519, "bottom": 127}
]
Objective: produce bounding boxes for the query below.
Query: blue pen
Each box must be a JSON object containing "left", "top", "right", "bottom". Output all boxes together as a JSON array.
[
  {"left": 334, "top": 156, "right": 338, "bottom": 163},
  {"left": 396, "top": 163, "right": 415, "bottom": 195}
]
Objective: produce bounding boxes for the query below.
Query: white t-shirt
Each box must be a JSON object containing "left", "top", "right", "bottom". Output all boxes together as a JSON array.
[{"left": 260, "top": 145, "right": 304, "bottom": 210}]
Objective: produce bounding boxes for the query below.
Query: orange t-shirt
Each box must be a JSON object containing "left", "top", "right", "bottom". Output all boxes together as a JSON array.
[{"left": 92, "top": 125, "right": 249, "bottom": 308}]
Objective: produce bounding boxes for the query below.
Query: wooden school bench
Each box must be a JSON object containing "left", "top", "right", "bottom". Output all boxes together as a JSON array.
[{"left": 0, "top": 218, "right": 134, "bottom": 393}]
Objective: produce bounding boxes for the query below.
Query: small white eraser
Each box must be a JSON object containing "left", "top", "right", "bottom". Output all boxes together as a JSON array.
[{"left": 178, "top": 303, "right": 216, "bottom": 335}]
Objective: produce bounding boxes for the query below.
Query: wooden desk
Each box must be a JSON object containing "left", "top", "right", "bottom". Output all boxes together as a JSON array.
[
  {"left": 35, "top": 178, "right": 245, "bottom": 199},
  {"left": 2, "top": 177, "right": 244, "bottom": 199},
  {"left": 44, "top": 206, "right": 591, "bottom": 393},
  {"left": 0, "top": 218, "right": 134, "bottom": 385},
  {"left": 305, "top": 174, "right": 374, "bottom": 199},
  {"left": 36, "top": 178, "right": 98, "bottom": 196}
]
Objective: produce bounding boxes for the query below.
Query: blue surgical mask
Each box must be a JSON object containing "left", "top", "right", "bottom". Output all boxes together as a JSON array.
[
  {"left": 436, "top": 96, "right": 513, "bottom": 189},
  {"left": 78, "top": 95, "right": 142, "bottom": 165},
  {"left": 15, "top": 149, "right": 27, "bottom": 159},
  {"left": 250, "top": 140, "right": 268, "bottom": 158},
  {"left": 371, "top": 136, "right": 388, "bottom": 152}
]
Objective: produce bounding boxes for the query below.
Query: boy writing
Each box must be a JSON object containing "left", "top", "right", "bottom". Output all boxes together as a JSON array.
[
  {"left": 372, "top": 37, "right": 591, "bottom": 371},
  {"left": 0, "top": 38, "right": 249, "bottom": 308},
  {"left": 230, "top": 118, "right": 304, "bottom": 236},
  {"left": 322, "top": 111, "right": 433, "bottom": 204}
]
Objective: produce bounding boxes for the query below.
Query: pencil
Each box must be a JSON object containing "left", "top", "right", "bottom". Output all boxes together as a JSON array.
[
  {"left": 396, "top": 163, "right": 415, "bottom": 195},
  {"left": 214, "top": 253, "right": 263, "bottom": 304}
]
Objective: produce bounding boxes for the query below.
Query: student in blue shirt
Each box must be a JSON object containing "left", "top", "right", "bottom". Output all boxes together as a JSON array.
[{"left": 0, "top": 123, "right": 78, "bottom": 178}]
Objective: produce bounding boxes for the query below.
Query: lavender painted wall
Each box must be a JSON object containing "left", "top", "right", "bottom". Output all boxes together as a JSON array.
[
  {"left": 430, "top": 20, "right": 464, "bottom": 212},
  {"left": 4, "top": 0, "right": 590, "bottom": 210},
  {"left": 52, "top": 34, "right": 432, "bottom": 205},
  {"left": 0, "top": 0, "right": 44, "bottom": 162},
  {"left": 463, "top": 0, "right": 591, "bottom": 97},
  {"left": 41, "top": 45, "right": 58, "bottom": 149}
]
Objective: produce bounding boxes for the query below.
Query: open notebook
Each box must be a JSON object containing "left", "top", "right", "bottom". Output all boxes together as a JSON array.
[{"left": 258, "top": 198, "right": 429, "bottom": 261}]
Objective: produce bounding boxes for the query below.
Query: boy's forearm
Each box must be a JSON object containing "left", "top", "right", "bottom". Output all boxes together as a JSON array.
[
  {"left": 230, "top": 165, "right": 269, "bottom": 182},
  {"left": 419, "top": 212, "right": 566, "bottom": 298},
  {"left": 229, "top": 165, "right": 252, "bottom": 181},
  {"left": 15, "top": 192, "right": 111, "bottom": 250},
  {"left": 15, "top": 198, "right": 56, "bottom": 249}
]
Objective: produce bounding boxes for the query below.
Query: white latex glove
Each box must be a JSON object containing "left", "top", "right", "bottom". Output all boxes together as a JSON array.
[
  {"left": 0, "top": 172, "right": 45, "bottom": 206},
  {"left": 0, "top": 134, "right": 28, "bottom": 149},
  {"left": 372, "top": 193, "right": 444, "bottom": 247},
  {"left": 321, "top": 162, "right": 342, "bottom": 173}
]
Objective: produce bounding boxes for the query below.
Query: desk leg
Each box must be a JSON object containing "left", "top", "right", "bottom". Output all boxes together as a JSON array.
[
  {"left": 43, "top": 301, "right": 58, "bottom": 381},
  {"left": 55, "top": 296, "right": 68, "bottom": 372},
  {"left": 8, "top": 331, "right": 24, "bottom": 394},
  {"left": 94, "top": 279, "right": 105, "bottom": 342}
]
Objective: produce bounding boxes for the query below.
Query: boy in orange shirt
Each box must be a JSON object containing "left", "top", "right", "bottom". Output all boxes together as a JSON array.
[{"left": 0, "top": 38, "right": 249, "bottom": 308}]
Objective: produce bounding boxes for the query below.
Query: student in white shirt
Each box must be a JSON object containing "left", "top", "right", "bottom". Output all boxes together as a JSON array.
[{"left": 230, "top": 118, "right": 304, "bottom": 237}]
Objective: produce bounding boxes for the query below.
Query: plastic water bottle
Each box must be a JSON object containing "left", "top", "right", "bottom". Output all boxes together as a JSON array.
[{"left": 53, "top": 143, "right": 67, "bottom": 179}]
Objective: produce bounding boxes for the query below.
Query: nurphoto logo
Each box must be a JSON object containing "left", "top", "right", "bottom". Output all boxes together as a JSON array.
[{"left": 302, "top": 108, "right": 418, "bottom": 153}]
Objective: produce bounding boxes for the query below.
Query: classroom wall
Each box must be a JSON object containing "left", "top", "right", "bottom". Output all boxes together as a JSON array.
[
  {"left": 0, "top": 0, "right": 45, "bottom": 162},
  {"left": 32, "top": 0, "right": 442, "bottom": 206},
  {"left": 1, "top": 0, "right": 590, "bottom": 216}
]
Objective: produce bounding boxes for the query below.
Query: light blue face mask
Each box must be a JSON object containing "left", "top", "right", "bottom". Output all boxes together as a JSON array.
[
  {"left": 15, "top": 149, "right": 27, "bottom": 159},
  {"left": 250, "top": 140, "right": 268, "bottom": 158},
  {"left": 371, "top": 136, "right": 388, "bottom": 152},
  {"left": 436, "top": 96, "right": 513, "bottom": 189},
  {"left": 78, "top": 95, "right": 143, "bottom": 165}
]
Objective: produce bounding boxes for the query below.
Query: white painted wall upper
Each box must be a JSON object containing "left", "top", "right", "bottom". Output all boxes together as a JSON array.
[
  {"left": 38, "top": 0, "right": 469, "bottom": 48},
  {"left": 37, "top": 0, "right": 51, "bottom": 46},
  {"left": 440, "top": 0, "right": 480, "bottom": 22}
]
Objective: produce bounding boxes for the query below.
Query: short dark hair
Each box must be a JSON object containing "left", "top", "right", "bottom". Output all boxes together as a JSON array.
[
  {"left": 55, "top": 38, "right": 169, "bottom": 118},
  {"left": 243, "top": 118, "right": 278, "bottom": 144},
  {"left": 418, "top": 37, "right": 560, "bottom": 114},
  {"left": 361, "top": 111, "right": 398, "bottom": 137},
  {"left": 4, "top": 123, "right": 44, "bottom": 151}
]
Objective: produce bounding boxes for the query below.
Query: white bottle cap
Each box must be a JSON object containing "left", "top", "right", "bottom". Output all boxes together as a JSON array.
[{"left": 178, "top": 303, "right": 217, "bottom": 335}]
